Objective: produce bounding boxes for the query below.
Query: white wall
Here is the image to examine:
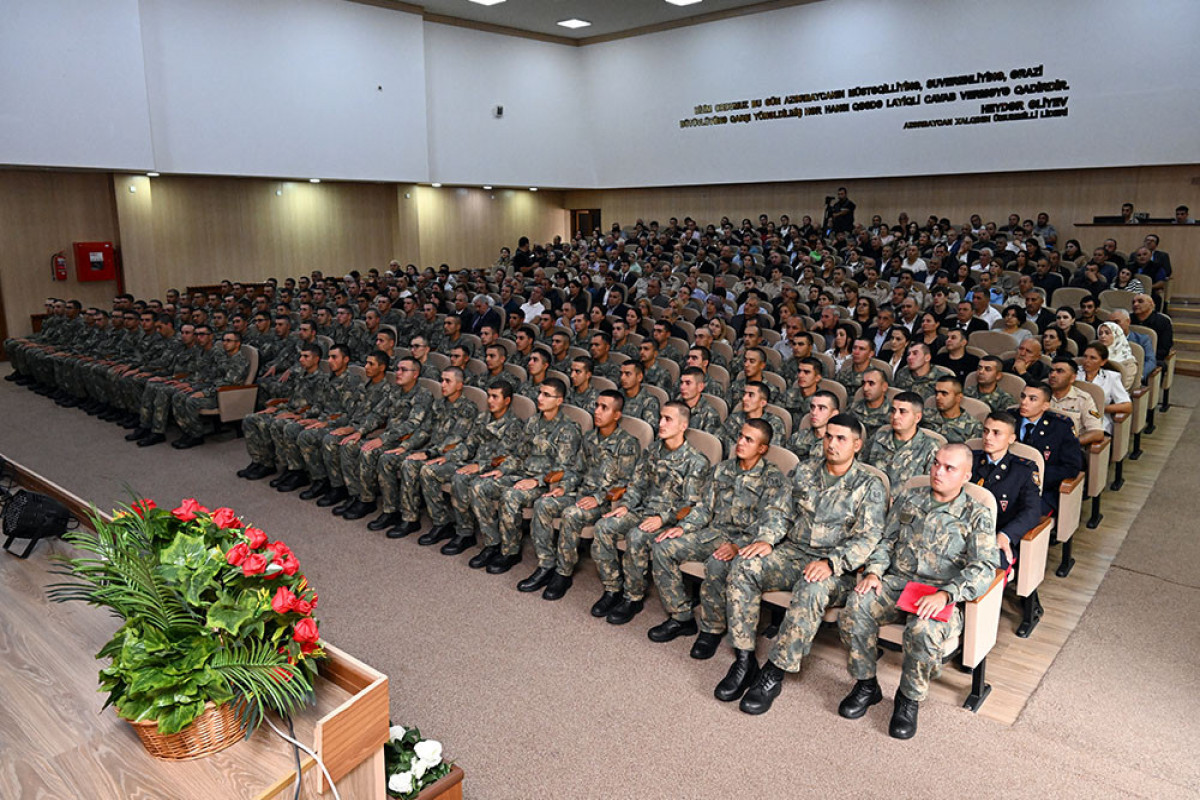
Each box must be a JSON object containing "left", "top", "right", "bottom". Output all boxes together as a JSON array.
[
  {"left": 423, "top": 23, "right": 593, "bottom": 188},
  {"left": 583, "top": 0, "right": 1200, "bottom": 187},
  {"left": 0, "top": 0, "right": 155, "bottom": 170},
  {"left": 139, "top": 0, "right": 428, "bottom": 181}
]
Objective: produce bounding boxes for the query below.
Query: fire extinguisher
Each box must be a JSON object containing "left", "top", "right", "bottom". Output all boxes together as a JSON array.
[{"left": 52, "top": 251, "right": 68, "bottom": 281}]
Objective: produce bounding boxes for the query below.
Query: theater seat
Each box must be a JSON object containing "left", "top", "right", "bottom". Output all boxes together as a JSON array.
[{"left": 204, "top": 344, "right": 259, "bottom": 433}]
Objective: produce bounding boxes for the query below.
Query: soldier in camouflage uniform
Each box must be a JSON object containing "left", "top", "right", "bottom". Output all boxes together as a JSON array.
[
  {"left": 611, "top": 320, "right": 640, "bottom": 361},
  {"left": 719, "top": 382, "right": 786, "bottom": 458},
  {"left": 786, "top": 389, "right": 841, "bottom": 463},
  {"left": 277, "top": 345, "right": 363, "bottom": 493},
  {"left": 4, "top": 298, "right": 57, "bottom": 382},
  {"left": 864, "top": 392, "right": 941, "bottom": 487},
  {"left": 548, "top": 331, "right": 574, "bottom": 375},
  {"left": 519, "top": 390, "right": 641, "bottom": 600},
  {"left": 781, "top": 357, "right": 825, "bottom": 428},
  {"left": 729, "top": 415, "right": 888, "bottom": 714},
  {"left": 588, "top": 331, "right": 621, "bottom": 382},
  {"left": 408, "top": 336, "right": 443, "bottom": 382},
  {"left": 508, "top": 326, "right": 536, "bottom": 371},
  {"left": 849, "top": 368, "right": 892, "bottom": 440},
  {"left": 374, "top": 366, "right": 476, "bottom": 538},
  {"left": 965, "top": 355, "right": 1015, "bottom": 412},
  {"left": 618, "top": 361, "right": 662, "bottom": 428},
  {"left": 835, "top": 338, "right": 877, "bottom": 397},
  {"left": 677, "top": 367, "right": 723, "bottom": 435},
  {"left": 255, "top": 316, "right": 301, "bottom": 401},
  {"left": 337, "top": 356, "right": 434, "bottom": 520},
  {"left": 838, "top": 443, "right": 998, "bottom": 739},
  {"left": 691, "top": 328, "right": 729, "bottom": 371},
  {"left": 467, "top": 343, "right": 519, "bottom": 393},
  {"left": 647, "top": 419, "right": 790, "bottom": 700},
  {"left": 334, "top": 305, "right": 373, "bottom": 363},
  {"left": 131, "top": 323, "right": 213, "bottom": 446},
  {"left": 591, "top": 401, "right": 712, "bottom": 626},
  {"left": 115, "top": 314, "right": 183, "bottom": 417},
  {"left": 471, "top": 378, "right": 583, "bottom": 575},
  {"left": 892, "top": 343, "right": 954, "bottom": 401},
  {"left": 238, "top": 342, "right": 327, "bottom": 479},
  {"left": 566, "top": 356, "right": 601, "bottom": 410},
  {"left": 297, "top": 350, "right": 392, "bottom": 505},
  {"left": 170, "top": 329, "right": 251, "bottom": 448},
  {"left": 922, "top": 376, "right": 984, "bottom": 444},
  {"left": 638, "top": 339, "right": 676, "bottom": 393},
  {"left": 517, "top": 348, "right": 553, "bottom": 401},
  {"left": 725, "top": 346, "right": 768, "bottom": 409},
  {"left": 124, "top": 317, "right": 196, "bottom": 440},
  {"left": 97, "top": 310, "right": 158, "bottom": 424}
]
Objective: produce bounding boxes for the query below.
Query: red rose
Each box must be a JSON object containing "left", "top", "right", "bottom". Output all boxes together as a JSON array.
[
  {"left": 242, "top": 553, "right": 268, "bottom": 576},
  {"left": 132, "top": 499, "right": 156, "bottom": 518},
  {"left": 171, "top": 498, "right": 208, "bottom": 522},
  {"left": 272, "top": 586, "right": 297, "bottom": 614},
  {"left": 292, "top": 617, "right": 319, "bottom": 644},
  {"left": 280, "top": 555, "right": 300, "bottom": 576},
  {"left": 244, "top": 527, "right": 267, "bottom": 549},
  {"left": 294, "top": 598, "right": 313, "bottom": 615},
  {"left": 210, "top": 507, "right": 241, "bottom": 529},
  {"left": 266, "top": 541, "right": 292, "bottom": 560},
  {"left": 310, "top": 592, "right": 319, "bottom": 609},
  {"left": 225, "top": 542, "right": 250, "bottom": 566},
  {"left": 300, "top": 641, "right": 318, "bottom": 655}
]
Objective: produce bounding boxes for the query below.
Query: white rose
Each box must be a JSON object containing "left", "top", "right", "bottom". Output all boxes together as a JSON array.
[
  {"left": 413, "top": 739, "right": 442, "bottom": 767},
  {"left": 388, "top": 725, "right": 406, "bottom": 742},
  {"left": 410, "top": 759, "right": 427, "bottom": 780},
  {"left": 388, "top": 771, "right": 414, "bottom": 795}
]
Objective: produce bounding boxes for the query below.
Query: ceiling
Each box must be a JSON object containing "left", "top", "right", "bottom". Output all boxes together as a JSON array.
[{"left": 407, "top": 0, "right": 810, "bottom": 42}]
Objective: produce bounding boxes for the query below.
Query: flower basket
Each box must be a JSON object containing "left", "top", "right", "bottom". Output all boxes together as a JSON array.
[
  {"left": 127, "top": 700, "right": 248, "bottom": 761},
  {"left": 416, "top": 765, "right": 464, "bottom": 800}
]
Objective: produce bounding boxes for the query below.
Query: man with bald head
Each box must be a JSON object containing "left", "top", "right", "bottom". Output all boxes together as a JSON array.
[{"left": 838, "top": 443, "right": 999, "bottom": 739}]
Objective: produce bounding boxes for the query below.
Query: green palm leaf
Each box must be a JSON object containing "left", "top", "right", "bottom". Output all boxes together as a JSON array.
[{"left": 211, "top": 642, "right": 317, "bottom": 735}]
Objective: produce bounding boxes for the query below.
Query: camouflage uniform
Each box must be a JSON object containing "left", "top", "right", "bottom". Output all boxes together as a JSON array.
[
  {"left": 530, "top": 425, "right": 641, "bottom": 576},
  {"left": 477, "top": 412, "right": 582, "bottom": 557},
  {"left": 140, "top": 343, "right": 212, "bottom": 434},
  {"left": 642, "top": 359, "right": 675, "bottom": 392},
  {"left": 172, "top": 348, "right": 251, "bottom": 437},
  {"left": 388, "top": 393, "right": 478, "bottom": 519},
  {"left": 864, "top": 427, "right": 941, "bottom": 489},
  {"left": 517, "top": 378, "right": 550, "bottom": 402},
  {"left": 344, "top": 383, "right": 434, "bottom": 503},
  {"left": 965, "top": 384, "right": 1015, "bottom": 413},
  {"left": 507, "top": 349, "right": 532, "bottom": 371},
  {"left": 468, "top": 369, "right": 518, "bottom": 393},
  {"left": 786, "top": 426, "right": 826, "bottom": 463},
  {"left": 623, "top": 389, "right": 662, "bottom": 427},
  {"left": 445, "top": 410, "right": 525, "bottom": 531},
  {"left": 417, "top": 360, "right": 442, "bottom": 382},
  {"left": 243, "top": 368, "right": 328, "bottom": 467},
  {"left": 274, "top": 370, "right": 363, "bottom": 473},
  {"left": 591, "top": 439, "right": 710, "bottom": 601},
  {"left": 840, "top": 486, "right": 998, "bottom": 701},
  {"left": 727, "top": 460, "right": 887, "bottom": 667},
  {"left": 613, "top": 340, "right": 640, "bottom": 361},
  {"left": 718, "top": 411, "right": 786, "bottom": 458},
  {"left": 682, "top": 397, "right": 722, "bottom": 435},
  {"left": 835, "top": 362, "right": 872, "bottom": 396},
  {"left": 566, "top": 384, "right": 600, "bottom": 412},
  {"left": 892, "top": 365, "right": 955, "bottom": 401},
  {"left": 780, "top": 386, "right": 817, "bottom": 428},
  {"left": 849, "top": 397, "right": 891, "bottom": 440},
  {"left": 257, "top": 334, "right": 302, "bottom": 401},
  {"left": 592, "top": 359, "right": 621, "bottom": 382},
  {"left": 298, "top": 376, "right": 390, "bottom": 485},
  {"left": 651, "top": 458, "right": 790, "bottom": 631},
  {"left": 922, "top": 409, "right": 984, "bottom": 444}
]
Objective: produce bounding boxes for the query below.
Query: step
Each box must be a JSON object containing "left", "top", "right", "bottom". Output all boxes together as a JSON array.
[{"left": 1174, "top": 337, "right": 1200, "bottom": 352}]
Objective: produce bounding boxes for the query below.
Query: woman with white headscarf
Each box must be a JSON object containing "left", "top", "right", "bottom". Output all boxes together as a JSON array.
[{"left": 1097, "top": 321, "right": 1137, "bottom": 390}]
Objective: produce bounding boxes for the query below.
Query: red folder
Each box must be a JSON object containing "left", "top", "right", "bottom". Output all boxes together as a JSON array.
[{"left": 896, "top": 581, "right": 953, "bottom": 622}]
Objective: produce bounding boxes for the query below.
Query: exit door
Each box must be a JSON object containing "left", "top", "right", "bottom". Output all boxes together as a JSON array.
[{"left": 571, "top": 209, "right": 601, "bottom": 238}]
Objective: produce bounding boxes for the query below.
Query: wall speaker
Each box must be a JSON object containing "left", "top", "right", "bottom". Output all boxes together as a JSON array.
[{"left": 493, "top": 105, "right": 504, "bottom": 118}]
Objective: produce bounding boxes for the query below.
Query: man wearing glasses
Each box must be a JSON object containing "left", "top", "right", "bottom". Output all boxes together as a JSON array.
[{"left": 169, "top": 329, "right": 249, "bottom": 449}]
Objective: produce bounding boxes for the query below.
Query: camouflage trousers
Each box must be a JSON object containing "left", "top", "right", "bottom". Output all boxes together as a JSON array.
[
  {"left": 530, "top": 494, "right": 605, "bottom": 576},
  {"left": 725, "top": 545, "right": 855, "bottom": 669},
  {"left": 591, "top": 512, "right": 665, "bottom": 601},
  {"left": 417, "top": 461, "right": 463, "bottom": 525},
  {"left": 118, "top": 372, "right": 150, "bottom": 411},
  {"left": 466, "top": 474, "right": 513, "bottom": 548},
  {"left": 172, "top": 390, "right": 217, "bottom": 436},
  {"left": 243, "top": 411, "right": 279, "bottom": 465},
  {"left": 651, "top": 528, "right": 728, "bottom": 630},
  {"left": 499, "top": 482, "right": 548, "bottom": 557},
  {"left": 838, "top": 574, "right": 962, "bottom": 702},
  {"left": 297, "top": 427, "right": 340, "bottom": 481},
  {"left": 258, "top": 376, "right": 291, "bottom": 405},
  {"left": 273, "top": 419, "right": 315, "bottom": 471},
  {"left": 5, "top": 340, "right": 28, "bottom": 373},
  {"left": 339, "top": 442, "right": 395, "bottom": 501},
  {"left": 376, "top": 450, "right": 422, "bottom": 514}
]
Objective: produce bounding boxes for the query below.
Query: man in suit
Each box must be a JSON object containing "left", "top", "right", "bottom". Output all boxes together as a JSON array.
[
  {"left": 467, "top": 295, "right": 503, "bottom": 336},
  {"left": 952, "top": 300, "right": 988, "bottom": 336},
  {"left": 1011, "top": 382, "right": 1081, "bottom": 516},
  {"left": 972, "top": 411, "right": 1044, "bottom": 637}
]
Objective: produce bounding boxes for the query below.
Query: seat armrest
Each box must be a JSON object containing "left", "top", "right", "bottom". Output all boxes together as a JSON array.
[
  {"left": 1017, "top": 518, "right": 1053, "bottom": 597},
  {"left": 962, "top": 569, "right": 1006, "bottom": 668}
]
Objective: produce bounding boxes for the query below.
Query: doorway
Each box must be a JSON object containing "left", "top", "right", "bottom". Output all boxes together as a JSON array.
[{"left": 570, "top": 209, "right": 601, "bottom": 239}]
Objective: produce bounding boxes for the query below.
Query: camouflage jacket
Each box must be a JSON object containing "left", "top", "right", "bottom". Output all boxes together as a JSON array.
[
  {"left": 834, "top": 362, "right": 872, "bottom": 395},
  {"left": 461, "top": 409, "right": 525, "bottom": 468},
  {"left": 197, "top": 349, "right": 250, "bottom": 394},
  {"left": 719, "top": 410, "right": 787, "bottom": 457},
  {"left": 376, "top": 384, "right": 434, "bottom": 445},
  {"left": 623, "top": 389, "right": 661, "bottom": 427},
  {"left": 892, "top": 364, "right": 955, "bottom": 400},
  {"left": 922, "top": 409, "right": 984, "bottom": 444},
  {"left": 562, "top": 426, "right": 641, "bottom": 501},
  {"left": 781, "top": 385, "right": 817, "bottom": 425},
  {"left": 786, "top": 427, "right": 826, "bottom": 463},
  {"left": 468, "top": 370, "right": 519, "bottom": 393},
  {"left": 643, "top": 360, "right": 675, "bottom": 392},
  {"left": 864, "top": 427, "right": 941, "bottom": 497},
  {"left": 420, "top": 393, "right": 479, "bottom": 455},
  {"left": 864, "top": 486, "right": 999, "bottom": 603},
  {"left": 282, "top": 368, "right": 329, "bottom": 412},
  {"left": 775, "top": 459, "right": 888, "bottom": 575},
  {"left": 567, "top": 384, "right": 600, "bottom": 412},
  {"left": 308, "top": 370, "right": 365, "bottom": 421},
  {"left": 965, "top": 384, "right": 1015, "bottom": 413},
  {"left": 502, "top": 412, "right": 582, "bottom": 480},
  {"left": 679, "top": 457, "right": 790, "bottom": 543},
  {"left": 849, "top": 397, "right": 891, "bottom": 440},
  {"left": 622, "top": 439, "right": 710, "bottom": 519},
  {"left": 593, "top": 359, "right": 621, "bottom": 382},
  {"left": 682, "top": 397, "right": 722, "bottom": 434}
]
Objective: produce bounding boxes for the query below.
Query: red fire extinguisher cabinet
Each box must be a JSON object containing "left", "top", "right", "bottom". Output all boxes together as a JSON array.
[{"left": 73, "top": 241, "right": 116, "bottom": 282}]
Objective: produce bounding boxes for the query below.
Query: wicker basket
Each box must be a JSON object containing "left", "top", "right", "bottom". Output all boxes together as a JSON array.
[{"left": 126, "top": 701, "right": 248, "bottom": 761}]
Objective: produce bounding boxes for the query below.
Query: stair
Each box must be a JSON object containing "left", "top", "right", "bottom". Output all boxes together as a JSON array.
[{"left": 1169, "top": 297, "right": 1200, "bottom": 376}]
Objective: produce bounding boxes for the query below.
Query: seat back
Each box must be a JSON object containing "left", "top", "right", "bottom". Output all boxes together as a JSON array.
[
  {"left": 902, "top": 476, "right": 997, "bottom": 519},
  {"left": 765, "top": 445, "right": 799, "bottom": 475},
  {"left": 969, "top": 330, "right": 1019, "bottom": 355},
  {"left": 510, "top": 394, "right": 536, "bottom": 421},
  {"left": 702, "top": 392, "right": 729, "bottom": 421},
  {"left": 618, "top": 415, "right": 654, "bottom": 450},
  {"left": 240, "top": 345, "right": 259, "bottom": 384},
  {"left": 462, "top": 385, "right": 488, "bottom": 412},
  {"left": 561, "top": 403, "right": 593, "bottom": 433},
  {"left": 685, "top": 428, "right": 723, "bottom": 467}
]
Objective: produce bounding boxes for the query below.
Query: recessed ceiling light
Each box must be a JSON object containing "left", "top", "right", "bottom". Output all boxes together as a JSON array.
[
  {"left": 309, "top": 178, "right": 321, "bottom": 183},
  {"left": 529, "top": 187, "right": 539, "bottom": 192},
  {"left": 557, "top": 18, "right": 591, "bottom": 29},
  {"left": 431, "top": 182, "right": 442, "bottom": 188},
  {"left": 146, "top": 172, "right": 160, "bottom": 177},
  {"left": 665, "top": 0, "right": 703, "bottom": 6},
  {"left": 468, "top": 0, "right": 506, "bottom": 5},
  {"left": 482, "top": 185, "right": 493, "bottom": 190}
]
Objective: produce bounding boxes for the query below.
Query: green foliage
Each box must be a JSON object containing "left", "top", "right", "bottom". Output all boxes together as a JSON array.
[{"left": 49, "top": 497, "right": 323, "bottom": 737}]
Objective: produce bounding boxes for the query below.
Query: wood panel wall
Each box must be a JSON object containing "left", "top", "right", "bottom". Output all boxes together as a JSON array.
[
  {"left": 413, "top": 185, "right": 568, "bottom": 270},
  {"left": 0, "top": 171, "right": 122, "bottom": 339},
  {"left": 564, "top": 164, "right": 1200, "bottom": 295}
]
